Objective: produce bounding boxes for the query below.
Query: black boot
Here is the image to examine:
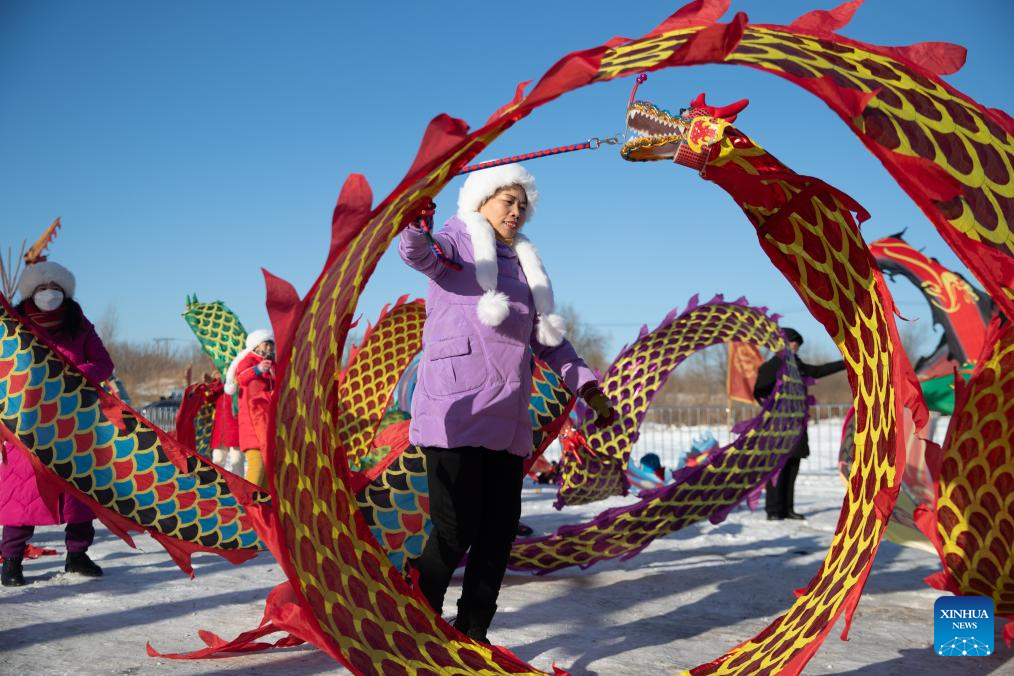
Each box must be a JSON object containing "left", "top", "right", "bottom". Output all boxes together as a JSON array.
[
  {"left": 462, "top": 603, "right": 496, "bottom": 645},
  {"left": 452, "top": 599, "right": 471, "bottom": 634},
  {"left": 65, "top": 552, "right": 103, "bottom": 577},
  {"left": 2, "top": 557, "right": 25, "bottom": 587},
  {"left": 465, "top": 626, "right": 490, "bottom": 645}
]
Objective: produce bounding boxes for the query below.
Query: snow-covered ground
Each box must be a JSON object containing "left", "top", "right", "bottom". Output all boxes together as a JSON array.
[{"left": 2, "top": 475, "right": 1008, "bottom": 675}]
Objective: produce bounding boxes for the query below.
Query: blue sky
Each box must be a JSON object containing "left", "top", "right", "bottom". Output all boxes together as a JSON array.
[{"left": 2, "top": 1, "right": 1011, "bottom": 364}]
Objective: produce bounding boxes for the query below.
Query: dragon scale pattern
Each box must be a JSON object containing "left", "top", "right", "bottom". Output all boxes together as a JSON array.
[
  {"left": 555, "top": 299, "right": 786, "bottom": 507},
  {"left": 932, "top": 318, "right": 1014, "bottom": 617},
  {"left": 510, "top": 300, "right": 809, "bottom": 573},
  {"left": 262, "top": 5, "right": 1011, "bottom": 674},
  {"left": 337, "top": 297, "right": 426, "bottom": 467},
  {"left": 183, "top": 296, "right": 248, "bottom": 378},
  {"left": 0, "top": 301, "right": 264, "bottom": 557}
]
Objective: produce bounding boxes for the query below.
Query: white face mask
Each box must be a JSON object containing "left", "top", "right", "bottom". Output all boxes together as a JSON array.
[{"left": 33, "top": 289, "right": 65, "bottom": 311}]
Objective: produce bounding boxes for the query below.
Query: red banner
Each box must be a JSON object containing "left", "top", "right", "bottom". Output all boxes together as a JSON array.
[{"left": 727, "top": 341, "right": 762, "bottom": 404}]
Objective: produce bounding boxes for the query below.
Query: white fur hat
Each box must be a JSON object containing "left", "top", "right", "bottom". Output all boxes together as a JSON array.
[
  {"left": 225, "top": 328, "right": 275, "bottom": 395},
  {"left": 18, "top": 261, "right": 76, "bottom": 301},
  {"left": 245, "top": 328, "right": 274, "bottom": 350},
  {"left": 455, "top": 165, "right": 565, "bottom": 346},
  {"left": 457, "top": 163, "right": 539, "bottom": 220}
]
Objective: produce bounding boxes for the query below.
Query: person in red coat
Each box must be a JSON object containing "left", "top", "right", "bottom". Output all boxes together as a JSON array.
[
  {"left": 210, "top": 377, "right": 241, "bottom": 475},
  {"left": 224, "top": 329, "right": 275, "bottom": 487},
  {"left": 1, "top": 262, "right": 114, "bottom": 586}
]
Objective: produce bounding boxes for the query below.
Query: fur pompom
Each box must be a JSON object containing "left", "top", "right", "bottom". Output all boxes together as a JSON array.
[
  {"left": 536, "top": 313, "right": 566, "bottom": 346},
  {"left": 477, "top": 289, "right": 510, "bottom": 326}
]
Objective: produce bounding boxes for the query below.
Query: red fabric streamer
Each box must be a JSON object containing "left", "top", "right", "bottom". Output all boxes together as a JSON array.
[
  {"left": 0, "top": 544, "right": 57, "bottom": 563},
  {"left": 789, "top": 0, "right": 863, "bottom": 34}
]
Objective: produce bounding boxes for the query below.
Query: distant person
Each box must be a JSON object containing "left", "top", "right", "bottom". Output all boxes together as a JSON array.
[
  {"left": 1, "top": 262, "right": 113, "bottom": 586},
  {"left": 210, "top": 373, "right": 242, "bottom": 475},
  {"left": 535, "top": 460, "right": 561, "bottom": 485},
  {"left": 225, "top": 330, "right": 275, "bottom": 487},
  {"left": 754, "top": 328, "right": 845, "bottom": 521},
  {"left": 640, "top": 453, "right": 665, "bottom": 480}
]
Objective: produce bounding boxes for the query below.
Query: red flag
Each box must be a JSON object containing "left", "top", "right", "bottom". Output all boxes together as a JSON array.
[{"left": 727, "top": 341, "right": 763, "bottom": 404}]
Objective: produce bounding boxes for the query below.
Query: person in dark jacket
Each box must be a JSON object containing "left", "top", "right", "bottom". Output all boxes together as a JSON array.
[{"left": 754, "top": 328, "right": 845, "bottom": 520}]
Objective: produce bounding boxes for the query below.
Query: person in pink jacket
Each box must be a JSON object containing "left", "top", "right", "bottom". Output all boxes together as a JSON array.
[
  {"left": 399, "top": 165, "right": 616, "bottom": 643},
  {"left": 1, "top": 262, "right": 114, "bottom": 587}
]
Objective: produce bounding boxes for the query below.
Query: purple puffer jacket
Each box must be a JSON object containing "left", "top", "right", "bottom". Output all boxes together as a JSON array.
[
  {"left": 0, "top": 307, "right": 114, "bottom": 526},
  {"left": 399, "top": 217, "right": 596, "bottom": 457}
]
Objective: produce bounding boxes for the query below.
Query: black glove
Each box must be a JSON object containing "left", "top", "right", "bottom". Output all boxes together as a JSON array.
[{"left": 581, "top": 384, "right": 617, "bottom": 427}]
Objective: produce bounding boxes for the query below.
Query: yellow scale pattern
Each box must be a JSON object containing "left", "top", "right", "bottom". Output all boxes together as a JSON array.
[
  {"left": 511, "top": 302, "right": 811, "bottom": 571},
  {"left": 935, "top": 320, "right": 1013, "bottom": 616},
  {"left": 597, "top": 24, "right": 1014, "bottom": 309},
  {"left": 555, "top": 301, "right": 789, "bottom": 506},
  {"left": 684, "top": 129, "right": 901, "bottom": 675},
  {"left": 336, "top": 298, "right": 426, "bottom": 466},
  {"left": 263, "top": 12, "right": 1010, "bottom": 675}
]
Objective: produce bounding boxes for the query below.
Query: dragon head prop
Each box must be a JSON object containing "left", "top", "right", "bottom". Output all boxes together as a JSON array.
[
  {"left": 182, "top": 295, "right": 248, "bottom": 378},
  {"left": 622, "top": 83, "right": 749, "bottom": 169}
]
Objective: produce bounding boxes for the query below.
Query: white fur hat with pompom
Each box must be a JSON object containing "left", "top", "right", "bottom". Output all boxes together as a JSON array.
[{"left": 454, "top": 165, "right": 565, "bottom": 346}]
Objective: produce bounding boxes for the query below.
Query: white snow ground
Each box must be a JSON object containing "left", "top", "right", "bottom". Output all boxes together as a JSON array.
[{"left": 1, "top": 474, "right": 1009, "bottom": 675}]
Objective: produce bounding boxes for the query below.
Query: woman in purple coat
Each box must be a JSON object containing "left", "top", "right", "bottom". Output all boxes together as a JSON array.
[
  {"left": 1, "top": 262, "right": 114, "bottom": 586},
  {"left": 399, "top": 165, "right": 615, "bottom": 642}
]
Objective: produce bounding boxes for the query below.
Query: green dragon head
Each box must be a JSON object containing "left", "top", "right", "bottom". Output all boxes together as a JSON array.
[
  {"left": 182, "top": 294, "right": 248, "bottom": 377},
  {"left": 621, "top": 90, "right": 750, "bottom": 166}
]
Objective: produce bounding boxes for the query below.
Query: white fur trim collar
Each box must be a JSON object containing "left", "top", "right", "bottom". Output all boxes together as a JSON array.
[
  {"left": 457, "top": 212, "right": 565, "bottom": 346},
  {"left": 224, "top": 347, "right": 251, "bottom": 395}
]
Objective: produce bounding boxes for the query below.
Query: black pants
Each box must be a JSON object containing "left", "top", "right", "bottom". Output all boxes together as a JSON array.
[
  {"left": 766, "top": 456, "right": 801, "bottom": 517},
  {"left": 414, "top": 446, "right": 523, "bottom": 631}
]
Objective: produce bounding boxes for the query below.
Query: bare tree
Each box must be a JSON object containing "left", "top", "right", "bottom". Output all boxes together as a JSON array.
[
  {"left": 0, "top": 241, "right": 28, "bottom": 299},
  {"left": 556, "top": 304, "right": 608, "bottom": 372},
  {"left": 96, "top": 305, "right": 119, "bottom": 344},
  {"left": 93, "top": 308, "right": 214, "bottom": 405},
  {"left": 654, "top": 345, "right": 731, "bottom": 406},
  {"left": 896, "top": 317, "right": 936, "bottom": 363},
  {"left": 802, "top": 343, "right": 853, "bottom": 405}
]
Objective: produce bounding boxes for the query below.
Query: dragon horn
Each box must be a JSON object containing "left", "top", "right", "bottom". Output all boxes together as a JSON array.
[
  {"left": 712, "top": 98, "right": 750, "bottom": 122},
  {"left": 688, "top": 93, "right": 750, "bottom": 122}
]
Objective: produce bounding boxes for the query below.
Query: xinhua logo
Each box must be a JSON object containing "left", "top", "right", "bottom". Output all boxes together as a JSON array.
[{"left": 934, "top": 596, "right": 994, "bottom": 656}]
